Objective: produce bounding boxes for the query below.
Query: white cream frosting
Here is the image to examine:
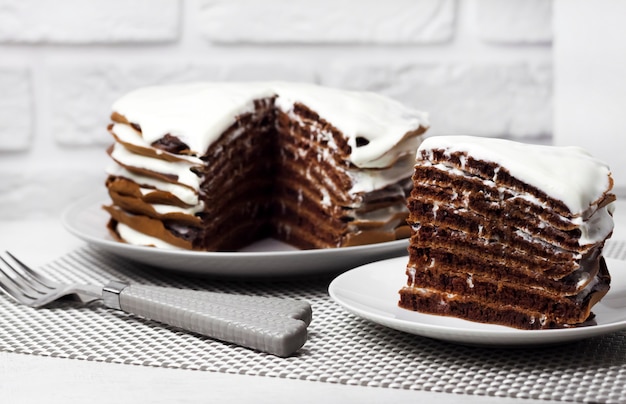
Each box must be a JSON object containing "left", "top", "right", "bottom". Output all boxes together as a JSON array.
[
  {"left": 418, "top": 135, "right": 615, "bottom": 247},
  {"left": 113, "top": 82, "right": 272, "bottom": 157},
  {"left": 418, "top": 136, "right": 613, "bottom": 214},
  {"left": 272, "top": 82, "right": 427, "bottom": 168},
  {"left": 112, "top": 81, "right": 428, "bottom": 169}
]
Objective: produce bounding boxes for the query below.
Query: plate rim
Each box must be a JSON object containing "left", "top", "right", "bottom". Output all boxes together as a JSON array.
[{"left": 328, "top": 256, "right": 626, "bottom": 345}]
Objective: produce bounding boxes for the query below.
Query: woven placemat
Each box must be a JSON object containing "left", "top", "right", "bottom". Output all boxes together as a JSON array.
[{"left": 1, "top": 241, "right": 626, "bottom": 403}]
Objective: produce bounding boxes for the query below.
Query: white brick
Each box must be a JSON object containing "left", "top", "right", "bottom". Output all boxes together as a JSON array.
[
  {"left": 48, "top": 62, "right": 316, "bottom": 146},
  {"left": 198, "top": 0, "right": 456, "bottom": 44},
  {"left": 0, "top": 68, "right": 32, "bottom": 151},
  {"left": 472, "top": 0, "right": 552, "bottom": 44},
  {"left": 218, "top": 62, "right": 316, "bottom": 83},
  {"left": 320, "top": 62, "right": 552, "bottom": 139},
  {"left": 0, "top": 0, "right": 180, "bottom": 44}
]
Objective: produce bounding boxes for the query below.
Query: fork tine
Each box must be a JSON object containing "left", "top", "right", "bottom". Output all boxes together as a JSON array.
[
  {"left": 0, "top": 255, "right": 49, "bottom": 297},
  {"left": 0, "top": 255, "right": 41, "bottom": 305},
  {"left": 4, "top": 251, "right": 57, "bottom": 290},
  {"left": 0, "top": 275, "right": 32, "bottom": 304},
  {"left": 1, "top": 252, "right": 57, "bottom": 297}
]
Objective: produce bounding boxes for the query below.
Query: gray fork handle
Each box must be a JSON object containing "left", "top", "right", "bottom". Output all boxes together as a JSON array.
[{"left": 101, "top": 281, "right": 309, "bottom": 357}]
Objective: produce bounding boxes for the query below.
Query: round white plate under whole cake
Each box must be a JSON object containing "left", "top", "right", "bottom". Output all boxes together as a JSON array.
[
  {"left": 62, "top": 192, "right": 409, "bottom": 277},
  {"left": 328, "top": 256, "right": 626, "bottom": 346}
]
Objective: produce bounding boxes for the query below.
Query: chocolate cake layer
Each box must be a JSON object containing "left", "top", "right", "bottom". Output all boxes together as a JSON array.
[{"left": 400, "top": 136, "right": 615, "bottom": 330}]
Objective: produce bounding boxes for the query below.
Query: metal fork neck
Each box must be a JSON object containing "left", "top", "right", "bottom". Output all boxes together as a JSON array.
[{"left": 102, "top": 281, "right": 130, "bottom": 310}]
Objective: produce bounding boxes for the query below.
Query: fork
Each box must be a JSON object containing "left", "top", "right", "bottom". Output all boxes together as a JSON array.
[{"left": 0, "top": 251, "right": 311, "bottom": 357}]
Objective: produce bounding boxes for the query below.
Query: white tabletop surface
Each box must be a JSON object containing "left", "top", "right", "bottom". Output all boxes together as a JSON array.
[{"left": 2, "top": 200, "right": 624, "bottom": 404}]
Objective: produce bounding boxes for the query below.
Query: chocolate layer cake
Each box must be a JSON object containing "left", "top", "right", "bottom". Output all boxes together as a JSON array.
[
  {"left": 104, "top": 82, "right": 429, "bottom": 251},
  {"left": 399, "top": 136, "right": 616, "bottom": 329}
]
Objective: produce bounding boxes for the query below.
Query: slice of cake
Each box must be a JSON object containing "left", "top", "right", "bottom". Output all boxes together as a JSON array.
[
  {"left": 399, "top": 135, "right": 615, "bottom": 329},
  {"left": 104, "top": 82, "right": 429, "bottom": 251}
]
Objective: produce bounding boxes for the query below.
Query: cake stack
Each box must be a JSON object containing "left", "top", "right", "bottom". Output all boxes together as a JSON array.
[
  {"left": 399, "top": 136, "right": 615, "bottom": 329},
  {"left": 104, "top": 82, "right": 429, "bottom": 251}
]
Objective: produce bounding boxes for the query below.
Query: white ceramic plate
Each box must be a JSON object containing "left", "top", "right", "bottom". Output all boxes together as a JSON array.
[
  {"left": 62, "top": 192, "right": 409, "bottom": 277},
  {"left": 329, "top": 256, "right": 626, "bottom": 346}
]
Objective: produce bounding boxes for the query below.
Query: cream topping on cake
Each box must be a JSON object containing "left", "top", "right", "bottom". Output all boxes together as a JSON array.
[
  {"left": 419, "top": 160, "right": 614, "bottom": 247},
  {"left": 112, "top": 81, "right": 428, "bottom": 169},
  {"left": 418, "top": 136, "right": 613, "bottom": 214},
  {"left": 272, "top": 82, "right": 426, "bottom": 168},
  {"left": 112, "top": 82, "right": 271, "bottom": 156}
]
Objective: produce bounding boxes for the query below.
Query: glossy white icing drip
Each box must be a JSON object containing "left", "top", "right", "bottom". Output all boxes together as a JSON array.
[
  {"left": 578, "top": 204, "right": 615, "bottom": 245},
  {"left": 418, "top": 136, "right": 612, "bottom": 214},
  {"left": 113, "top": 81, "right": 428, "bottom": 169},
  {"left": 113, "top": 82, "right": 273, "bottom": 156}
]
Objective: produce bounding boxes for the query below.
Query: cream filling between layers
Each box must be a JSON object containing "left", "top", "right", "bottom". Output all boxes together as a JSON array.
[
  {"left": 109, "top": 143, "right": 201, "bottom": 190},
  {"left": 350, "top": 204, "right": 409, "bottom": 230},
  {"left": 106, "top": 165, "right": 199, "bottom": 206},
  {"left": 148, "top": 202, "right": 205, "bottom": 216},
  {"left": 421, "top": 161, "right": 614, "bottom": 247},
  {"left": 406, "top": 265, "right": 603, "bottom": 309},
  {"left": 349, "top": 154, "right": 415, "bottom": 194},
  {"left": 116, "top": 223, "right": 183, "bottom": 250}
]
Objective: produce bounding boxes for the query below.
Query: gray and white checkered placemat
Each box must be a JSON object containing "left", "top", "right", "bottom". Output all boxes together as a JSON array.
[{"left": 1, "top": 241, "right": 626, "bottom": 403}]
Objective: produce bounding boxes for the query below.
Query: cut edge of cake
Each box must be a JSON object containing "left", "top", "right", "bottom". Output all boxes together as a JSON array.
[{"left": 400, "top": 135, "right": 615, "bottom": 330}]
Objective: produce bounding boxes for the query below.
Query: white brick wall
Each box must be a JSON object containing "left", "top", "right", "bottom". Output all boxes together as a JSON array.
[
  {"left": 198, "top": 0, "right": 456, "bottom": 44},
  {"left": 473, "top": 0, "right": 552, "bottom": 44},
  {"left": 0, "top": 0, "right": 180, "bottom": 43},
  {"left": 553, "top": 0, "right": 626, "bottom": 192},
  {"left": 0, "top": 67, "right": 32, "bottom": 151},
  {"left": 0, "top": 0, "right": 553, "bottom": 219}
]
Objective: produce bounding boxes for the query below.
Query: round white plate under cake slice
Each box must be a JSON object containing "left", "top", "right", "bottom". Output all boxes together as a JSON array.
[{"left": 329, "top": 256, "right": 626, "bottom": 346}]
